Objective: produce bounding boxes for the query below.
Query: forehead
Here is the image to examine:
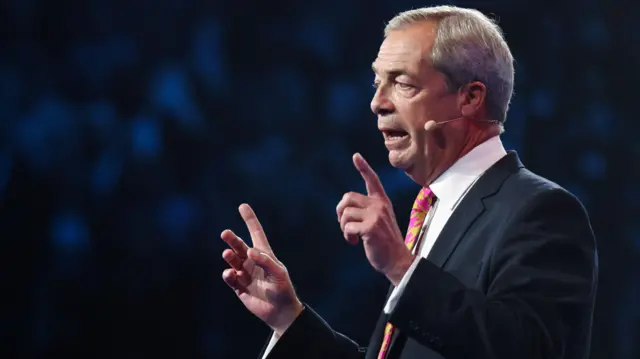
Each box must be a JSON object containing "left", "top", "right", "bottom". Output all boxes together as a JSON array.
[{"left": 372, "top": 21, "right": 437, "bottom": 77}]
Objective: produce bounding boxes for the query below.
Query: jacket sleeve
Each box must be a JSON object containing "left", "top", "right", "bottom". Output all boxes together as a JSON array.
[
  {"left": 259, "top": 304, "right": 367, "bottom": 359},
  {"left": 386, "top": 188, "right": 598, "bottom": 359}
]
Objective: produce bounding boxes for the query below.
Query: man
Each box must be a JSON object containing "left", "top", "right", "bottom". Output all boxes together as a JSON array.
[{"left": 221, "top": 5, "right": 598, "bottom": 359}]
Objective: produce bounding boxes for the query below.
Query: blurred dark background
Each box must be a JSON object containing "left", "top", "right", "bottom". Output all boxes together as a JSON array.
[{"left": 1, "top": 0, "right": 638, "bottom": 358}]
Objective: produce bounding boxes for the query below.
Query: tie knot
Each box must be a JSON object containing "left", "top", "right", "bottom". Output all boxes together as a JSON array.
[{"left": 413, "top": 187, "right": 435, "bottom": 213}]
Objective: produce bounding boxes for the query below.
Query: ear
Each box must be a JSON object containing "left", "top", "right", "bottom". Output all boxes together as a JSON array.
[{"left": 458, "top": 81, "right": 487, "bottom": 117}]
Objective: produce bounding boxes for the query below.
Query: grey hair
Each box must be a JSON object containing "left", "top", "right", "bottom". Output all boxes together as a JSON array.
[{"left": 385, "top": 6, "right": 514, "bottom": 127}]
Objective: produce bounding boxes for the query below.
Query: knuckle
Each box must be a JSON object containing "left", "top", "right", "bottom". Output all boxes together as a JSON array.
[
  {"left": 337, "top": 195, "right": 348, "bottom": 210},
  {"left": 344, "top": 222, "right": 354, "bottom": 233},
  {"left": 343, "top": 207, "right": 354, "bottom": 216},
  {"left": 343, "top": 192, "right": 354, "bottom": 202}
]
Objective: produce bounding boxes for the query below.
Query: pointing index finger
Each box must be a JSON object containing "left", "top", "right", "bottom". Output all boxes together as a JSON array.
[
  {"left": 353, "top": 153, "right": 386, "bottom": 198},
  {"left": 239, "top": 203, "right": 273, "bottom": 253}
]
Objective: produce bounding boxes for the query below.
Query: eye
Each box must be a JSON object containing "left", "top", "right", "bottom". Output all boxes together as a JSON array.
[
  {"left": 395, "top": 82, "right": 414, "bottom": 90},
  {"left": 372, "top": 81, "right": 381, "bottom": 89}
]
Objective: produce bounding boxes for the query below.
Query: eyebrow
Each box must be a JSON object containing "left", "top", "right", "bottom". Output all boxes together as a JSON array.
[
  {"left": 372, "top": 62, "right": 416, "bottom": 79},
  {"left": 371, "top": 63, "right": 418, "bottom": 83}
]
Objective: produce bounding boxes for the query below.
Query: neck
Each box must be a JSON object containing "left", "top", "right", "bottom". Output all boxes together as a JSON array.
[{"left": 421, "top": 124, "right": 500, "bottom": 187}]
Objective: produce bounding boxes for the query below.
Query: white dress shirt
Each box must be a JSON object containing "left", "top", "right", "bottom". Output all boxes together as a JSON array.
[{"left": 263, "top": 136, "right": 507, "bottom": 358}]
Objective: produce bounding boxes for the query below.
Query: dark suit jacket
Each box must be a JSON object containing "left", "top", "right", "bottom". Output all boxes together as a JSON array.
[{"left": 260, "top": 151, "right": 598, "bottom": 359}]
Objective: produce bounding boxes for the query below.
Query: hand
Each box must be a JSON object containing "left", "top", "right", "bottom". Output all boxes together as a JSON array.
[
  {"left": 336, "top": 153, "right": 415, "bottom": 285},
  {"left": 221, "top": 204, "right": 303, "bottom": 336}
]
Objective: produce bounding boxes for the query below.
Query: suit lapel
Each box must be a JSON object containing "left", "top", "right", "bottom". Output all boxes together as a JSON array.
[
  {"left": 426, "top": 194, "right": 484, "bottom": 268},
  {"left": 426, "top": 151, "right": 524, "bottom": 268}
]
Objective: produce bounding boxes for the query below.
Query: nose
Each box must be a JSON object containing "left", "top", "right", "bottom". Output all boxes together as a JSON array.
[{"left": 370, "top": 86, "right": 394, "bottom": 116}]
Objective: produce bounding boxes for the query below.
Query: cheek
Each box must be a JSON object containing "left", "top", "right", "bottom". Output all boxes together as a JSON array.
[
  {"left": 396, "top": 105, "right": 426, "bottom": 131},
  {"left": 402, "top": 107, "right": 432, "bottom": 140},
  {"left": 405, "top": 96, "right": 438, "bottom": 127}
]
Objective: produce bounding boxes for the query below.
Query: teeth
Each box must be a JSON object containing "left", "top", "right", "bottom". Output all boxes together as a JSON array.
[{"left": 387, "top": 134, "right": 407, "bottom": 140}]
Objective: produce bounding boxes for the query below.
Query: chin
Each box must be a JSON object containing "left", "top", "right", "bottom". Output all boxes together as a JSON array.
[
  {"left": 388, "top": 151, "right": 413, "bottom": 170},
  {"left": 389, "top": 151, "right": 425, "bottom": 184}
]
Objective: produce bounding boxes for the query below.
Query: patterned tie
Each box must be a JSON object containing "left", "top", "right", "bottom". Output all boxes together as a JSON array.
[{"left": 376, "top": 187, "right": 436, "bottom": 359}]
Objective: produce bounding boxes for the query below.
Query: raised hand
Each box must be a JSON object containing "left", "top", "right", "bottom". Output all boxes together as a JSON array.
[
  {"left": 336, "top": 153, "right": 414, "bottom": 285},
  {"left": 221, "top": 204, "right": 303, "bottom": 336}
]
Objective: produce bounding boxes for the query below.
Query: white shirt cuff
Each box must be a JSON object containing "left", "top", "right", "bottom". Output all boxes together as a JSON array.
[
  {"left": 261, "top": 332, "right": 280, "bottom": 359},
  {"left": 383, "top": 256, "right": 421, "bottom": 314},
  {"left": 261, "top": 305, "right": 306, "bottom": 358}
]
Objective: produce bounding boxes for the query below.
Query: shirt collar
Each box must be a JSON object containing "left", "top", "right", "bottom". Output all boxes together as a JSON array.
[{"left": 430, "top": 136, "right": 507, "bottom": 210}]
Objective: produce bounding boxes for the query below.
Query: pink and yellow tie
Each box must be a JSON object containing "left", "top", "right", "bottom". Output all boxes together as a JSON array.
[{"left": 376, "top": 187, "right": 436, "bottom": 359}]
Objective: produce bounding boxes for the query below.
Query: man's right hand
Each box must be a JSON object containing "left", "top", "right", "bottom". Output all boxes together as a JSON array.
[{"left": 221, "top": 203, "right": 304, "bottom": 336}]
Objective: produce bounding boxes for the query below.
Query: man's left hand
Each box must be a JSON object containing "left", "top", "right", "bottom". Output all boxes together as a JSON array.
[{"left": 336, "top": 153, "right": 415, "bottom": 285}]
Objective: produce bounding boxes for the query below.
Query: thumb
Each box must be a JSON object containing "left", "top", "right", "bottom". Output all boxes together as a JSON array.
[{"left": 248, "top": 248, "right": 285, "bottom": 278}]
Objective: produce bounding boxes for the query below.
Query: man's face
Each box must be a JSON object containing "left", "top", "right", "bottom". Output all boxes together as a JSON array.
[{"left": 371, "top": 21, "right": 465, "bottom": 184}]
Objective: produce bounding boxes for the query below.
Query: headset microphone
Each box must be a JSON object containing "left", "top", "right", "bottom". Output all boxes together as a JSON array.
[
  {"left": 423, "top": 117, "right": 465, "bottom": 131},
  {"left": 424, "top": 117, "right": 497, "bottom": 131}
]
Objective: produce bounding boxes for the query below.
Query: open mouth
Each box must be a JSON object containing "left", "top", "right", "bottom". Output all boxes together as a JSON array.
[{"left": 382, "top": 129, "right": 409, "bottom": 141}]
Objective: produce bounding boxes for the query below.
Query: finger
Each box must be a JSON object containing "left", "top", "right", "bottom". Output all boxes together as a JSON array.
[
  {"left": 239, "top": 204, "right": 273, "bottom": 252},
  {"left": 236, "top": 268, "right": 253, "bottom": 288},
  {"left": 222, "top": 268, "right": 248, "bottom": 295},
  {"left": 341, "top": 207, "right": 363, "bottom": 244},
  {"left": 248, "top": 248, "right": 285, "bottom": 278},
  {"left": 221, "top": 229, "right": 249, "bottom": 260},
  {"left": 340, "top": 207, "right": 365, "bottom": 233},
  {"left": 222, "top": 249, "right": 244, "bottom": 271},
  {"left": 343, "top": 222, "right": 365, "bottom": 245},
  {"left": 353, "top": 153, "right": 387, "bottom": 198},
  {"left": 345, "top": 233, "right": 359, "bottom": 245},
  {"left": 336, "top": 192, "right": 370, "bottom": 222},
  {"left": 223, "top": 267, "right": 252, "bottom": 291}
]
